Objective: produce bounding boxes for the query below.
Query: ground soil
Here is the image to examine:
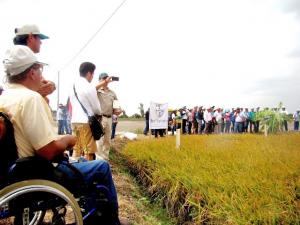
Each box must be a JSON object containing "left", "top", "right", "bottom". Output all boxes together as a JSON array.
[{"left": 116, "top": 120, "right": 145, "bottom": 133}]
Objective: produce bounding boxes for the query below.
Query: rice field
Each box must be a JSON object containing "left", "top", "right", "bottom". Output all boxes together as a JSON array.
[{"left": 122, "top": 133, "right": 300, "bottom": 224}]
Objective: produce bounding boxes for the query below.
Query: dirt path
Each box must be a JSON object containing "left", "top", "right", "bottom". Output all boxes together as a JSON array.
[{"left": 116, "top": 120, "right": 145, "bottom": 133}]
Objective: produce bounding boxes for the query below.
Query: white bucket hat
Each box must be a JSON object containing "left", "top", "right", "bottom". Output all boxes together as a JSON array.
[{"left": 3, "top": 45, "right": 47, "bottom": 76}]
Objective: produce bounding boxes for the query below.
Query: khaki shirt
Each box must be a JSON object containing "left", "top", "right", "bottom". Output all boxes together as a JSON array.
[
  {"left": 97, "top": 88, "right": 117, "bottom": 116},
  {"left": 0, "top": 84, "right": 58, "bottom": 158}
]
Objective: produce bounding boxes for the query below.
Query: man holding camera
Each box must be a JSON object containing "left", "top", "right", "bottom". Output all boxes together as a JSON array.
[{"left": 96, "top": 73, "right": 121, "bottom": 160}]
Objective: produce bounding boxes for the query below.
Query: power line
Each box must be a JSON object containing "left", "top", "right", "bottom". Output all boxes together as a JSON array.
[{"left": 60, "top": 0, "right": 127, "bottom": 71}]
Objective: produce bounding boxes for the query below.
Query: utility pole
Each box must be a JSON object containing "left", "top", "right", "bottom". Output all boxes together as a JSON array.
[{"left": 57, "top": 71, "right": 60, "bottom": 108}]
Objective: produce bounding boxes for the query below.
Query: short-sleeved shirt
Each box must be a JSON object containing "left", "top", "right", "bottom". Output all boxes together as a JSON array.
[
  {"left": 0, "top": 84, "right": 58, "bottom": 158},
  {"left": 97, "top": 88, "right": 117, "bottom": 116},
  {"left": 71, "top": 77, "right": 101, "bottom": 123}
]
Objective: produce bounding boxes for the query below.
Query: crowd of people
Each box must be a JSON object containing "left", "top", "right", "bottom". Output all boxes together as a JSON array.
[
  {"left": 168, "top": 106, "right": 299, "bottom": 135},
  {"left": 144, "top": 106, "right": 299, "bottom": 136}
]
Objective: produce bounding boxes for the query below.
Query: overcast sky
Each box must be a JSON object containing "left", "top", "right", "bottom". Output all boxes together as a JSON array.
[{"left": 0, "top": 0, "right": 299, "bottom": 115}]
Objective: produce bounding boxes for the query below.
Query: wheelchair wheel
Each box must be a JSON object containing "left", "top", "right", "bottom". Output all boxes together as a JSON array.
[{"left": 0, "top": 179, "right": 83, "bottom": 225}]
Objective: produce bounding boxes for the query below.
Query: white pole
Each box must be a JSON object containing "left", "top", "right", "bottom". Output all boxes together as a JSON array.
[
  {"left": 57, "top": 71, "right": 60, "bottom": 108},
  {"left": 176, "top": 128, "right": 181, "bottom": 149},
  {"left": 264, "top": 124, "right": 268, "bottom": 137}
]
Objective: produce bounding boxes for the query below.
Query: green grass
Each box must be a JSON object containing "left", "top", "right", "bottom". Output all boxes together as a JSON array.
[{"left": 122, "top": 133, "right": 300, "bottom": 224}]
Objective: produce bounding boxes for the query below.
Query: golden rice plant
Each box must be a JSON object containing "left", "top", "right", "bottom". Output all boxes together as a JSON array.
[{"left": 122, "top": 133, "right": 300, "bottom": 224}]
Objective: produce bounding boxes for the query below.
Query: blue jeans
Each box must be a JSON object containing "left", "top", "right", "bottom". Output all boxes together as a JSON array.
[
  {"left": 234, "top": 122, "right": 243, "bottom": 133},
  {"left": 111, "top": 122, "right": 117, "bottom": 139},
  {"left": 58, "top": 159, "right": 118, "bottom": 211}
]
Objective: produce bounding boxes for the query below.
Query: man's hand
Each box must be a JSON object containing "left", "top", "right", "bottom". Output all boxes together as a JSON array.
[{"left": 38, "top": 80, "right": 56, "bottom": 97}]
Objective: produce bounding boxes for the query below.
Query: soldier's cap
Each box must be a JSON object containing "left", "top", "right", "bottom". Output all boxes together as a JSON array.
[
  {"left": 15, "top": 24, "right": 49, "bottom": 39},
  {"left": 3, "top": 45, "right": 47, "bottom": 77},
  {"left": 99, "top": 72, "right": 109, "bottom": 80}
]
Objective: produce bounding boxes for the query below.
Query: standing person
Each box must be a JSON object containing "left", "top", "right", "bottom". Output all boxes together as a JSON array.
[
  {"left": 65, "top": 107, "right": 72, "bottom": 135},
  {"left": 181, "top": 107, "right": 188, "bottom": 134},
  {"left": 97, "top": 72, "right": 120, "bottom": 160},
  {"left": 248, "top": 108, "right": 255, "bottom": 133},
  {"left": 171, "top": 110, "right": 176, "bottom": 135},
  {"left": 214, "top": 108, "right": 222, "bottom": 134},
  {"left": 143, "top": 108, "right": 150, "bottom": 135},
  {"left": 196, "top": 106, "right": 204, "bottom": 134},
  {"left": 13, "top": 24, "right": 56, "bottom": 103},
  {"left": 0, "top": 46, "right": 127, "bottom": 225},
  {"left": 254, "top": 107, "right": 260, "bottom": 133},
  {"left": 111, "top": 114, "right": 118, "bottom": 139},
  {"left": 204, "top": 107, "right": 213, "bottom": 134},
  {"left": 224, "top": 109, "right": 231, "bottom": 133},
  {"left": 280, "top": 107, "right": 289, "bottom": 131},
  {"left": 234, "top": 108, "right": 244, "bottom": 133},
  {"left": 57, "top": 103, "right": 67, "bottom": 134},
  {"left": 230, "top": 108, "right": 235, "bottom": 133},
  {"left": 293, "top": 109, "right": 299, "bottom": 131},
  {"left": 70, "top": 62, "right": 103, "bottom": 160},
  {"left": 243, "top": 108, "right": 250, "bottom": 132}
]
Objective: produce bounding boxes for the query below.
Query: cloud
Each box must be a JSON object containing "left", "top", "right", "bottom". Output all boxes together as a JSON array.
[
  {"left": 276, "top": 0, "right": 300, "bottom": 18},
  {"left": 243, "top": 73, "right": 300, "bottom": 111}
]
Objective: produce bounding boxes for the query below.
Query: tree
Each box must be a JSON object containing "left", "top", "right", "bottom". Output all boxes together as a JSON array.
[
  {"left": 255, "top": 102, "right": 290, "bottom": 134},
  {"left": 138, "top": 103, "right": 145, "bottom": 117},
  {"left": 132, "top": 113, "right": 142, "bottom": 118},
  {"left": 119, "top": 110, "right": 128, "bottom": 118}
]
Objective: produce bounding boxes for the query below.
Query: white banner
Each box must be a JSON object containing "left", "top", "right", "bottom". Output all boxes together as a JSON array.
[{"left": 149, "top": 102, "right": 168, "bottom": 129}]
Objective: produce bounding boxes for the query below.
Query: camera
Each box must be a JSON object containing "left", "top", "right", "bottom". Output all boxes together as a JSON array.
[{"left": 111, "top": 76, "right": 119, "bottom": 81}]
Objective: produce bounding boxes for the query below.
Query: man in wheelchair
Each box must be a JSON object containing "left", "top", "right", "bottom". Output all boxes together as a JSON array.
[{"left": 0, "top": 45, "right": 128, "bottom": 225}]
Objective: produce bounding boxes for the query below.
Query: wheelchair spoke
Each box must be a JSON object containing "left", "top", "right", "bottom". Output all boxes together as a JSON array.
[{"left": 0, "top": 180, "right": 83, "bottom": 225}]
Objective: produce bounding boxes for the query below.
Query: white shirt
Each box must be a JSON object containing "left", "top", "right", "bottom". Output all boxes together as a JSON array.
[
  {"left": 204, "top": 110, "right": 212, "bottom": 122},
  {"left": 235, "top": 112, "right": 244, "bottom": 122},
  {"left": 70, "top": 77, "right": 101, "bottom": 123},
  {"left": 214, "top": 111, "right": 222, "bottom": 122}
]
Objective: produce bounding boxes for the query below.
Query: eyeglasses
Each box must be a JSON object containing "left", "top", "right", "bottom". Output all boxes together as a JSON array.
[{"left": 32, "top": 65, "right": 43, "bottom": 73}]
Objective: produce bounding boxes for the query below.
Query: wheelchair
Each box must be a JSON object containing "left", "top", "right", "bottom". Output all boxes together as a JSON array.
[{"left": 0, "top": 112, "right": 116, "bottom": 225}]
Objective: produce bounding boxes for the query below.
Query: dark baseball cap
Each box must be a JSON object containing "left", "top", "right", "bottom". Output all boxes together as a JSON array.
[{"left": 99, "top": 72, "right": 108, "bottom": 80}]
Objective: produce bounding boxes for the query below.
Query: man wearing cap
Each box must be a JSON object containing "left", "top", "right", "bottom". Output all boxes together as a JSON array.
[
  {"left": 13, "top": 24, "right": 55, "bottom": 103},
  {"left": 96, "top": 72, "right": 120, "bottom": 160},
  {"left": 0, "top": 45, "right": 126, "bottom": 225}
]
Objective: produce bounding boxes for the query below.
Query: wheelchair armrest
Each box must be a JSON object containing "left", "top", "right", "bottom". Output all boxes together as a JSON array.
[{"left": 8, "top": 156, "right": 55, "bottom": 184}]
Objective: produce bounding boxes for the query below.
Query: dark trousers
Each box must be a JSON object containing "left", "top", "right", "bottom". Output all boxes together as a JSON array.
[
  {"left": 111, "top": 122, "right": 117, "bottom": 139},
  {"left": 205, "top": 121, "right": 213, "bottom": 134},
  {"left": 154, "top": 129, "right": 164, "bottom": 138},
  {"left": 283, "top": 120, "right": 288, "bottom": 131},
  {"left": 182, "top": 119, "right": 187, "bottom": 134},
  {"left": 254, "top": 121, "right": 260, "bottom": 133},
  {"left": 294, "top": 121, "right": 299, "bottom": 130},
  {"left": 143, "top": 120, "right": 149, "bottom": 135}
]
